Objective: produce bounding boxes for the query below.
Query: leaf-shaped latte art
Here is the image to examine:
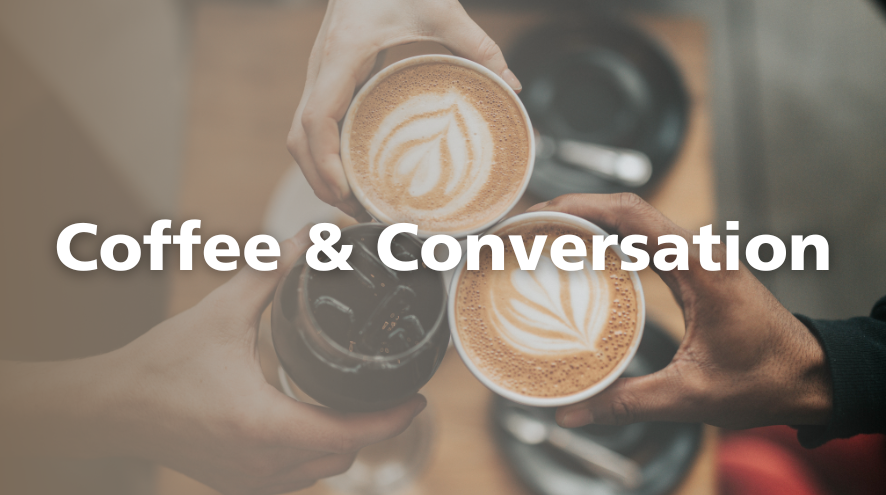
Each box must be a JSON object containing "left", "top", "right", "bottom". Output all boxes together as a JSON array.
[
  {"left": 367, "top": 91, "right": 494, "bottom": 213},
  {"left": 491, "top": 256, "right": 610, "bottom": 356}
]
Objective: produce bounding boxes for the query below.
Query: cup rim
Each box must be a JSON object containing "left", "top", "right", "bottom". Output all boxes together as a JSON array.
[
  {"left": 446, "top": 211, "right": 646, "bottom": 408},
  {"left": 340, "top": 54, "right": 535, "bottom": 239}
]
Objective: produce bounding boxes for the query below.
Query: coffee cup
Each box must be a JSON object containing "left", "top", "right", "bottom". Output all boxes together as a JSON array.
[
  {"left": 340, "top": 54, "right": 535, "bottom": 238},
  {"left": 447, "top": 211, "right": 645, "bottom": 407}
]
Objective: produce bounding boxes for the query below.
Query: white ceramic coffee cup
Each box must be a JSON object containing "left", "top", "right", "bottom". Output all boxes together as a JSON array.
[
  {"left": 447, "top": 211, "right": 646, "bottom": 407},
  {"left": 340, "top": 54, "right": 535, "bottom": 239}
]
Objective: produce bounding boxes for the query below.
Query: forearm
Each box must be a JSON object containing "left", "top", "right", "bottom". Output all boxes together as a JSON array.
[
  {"left": 794, "top": 296, "right": 886, "bottom": 447},
  {"left": 0, "top": 349, "right": 133, "bottom": 458}
]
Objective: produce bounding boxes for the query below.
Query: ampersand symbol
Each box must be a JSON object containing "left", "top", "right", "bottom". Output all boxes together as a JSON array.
[{"left": 306, "top": 223, "right": 353, "bottom": 271}]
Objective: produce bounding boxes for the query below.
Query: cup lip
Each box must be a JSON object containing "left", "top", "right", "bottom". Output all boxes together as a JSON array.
[
  {"left": 446, "top": 211, "right": 646, "bottom": 408},
  {"left": 340, "top": 54, "right": 536, "bottom": 239}
]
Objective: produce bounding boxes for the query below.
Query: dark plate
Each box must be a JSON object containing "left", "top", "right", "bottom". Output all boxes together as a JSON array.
[
  {"left": 490, "top": 321, "right": 703, "bottom": 495},
  {"left": 507, "top": 16, "right": 690, "bottom": 199}
]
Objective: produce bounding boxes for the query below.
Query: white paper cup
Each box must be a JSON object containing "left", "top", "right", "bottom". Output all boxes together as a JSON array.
[
  {"left": 447, "top": 211, "right": 646, "bottom": 407},
  {"left": 340, "top": 54, "right": 535, "bottom": 239}
]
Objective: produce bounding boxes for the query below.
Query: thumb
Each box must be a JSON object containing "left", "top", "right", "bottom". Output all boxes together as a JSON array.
[
  {"left": 528, "top": 193, "right": 690, "bottom": 244},
  {"left": 555, "top": 369, "right": 691, "bottom": 427},
  {"left": 433, "top": 7, "right": 521, "bottom": 92},
  {"left": 215, "top": 226, "right": 311, "bottom": 320},
  {"left": 276, "top": 394, "right": 428, "bottom": 454},
  {"left": 528, "top": 193, "right": 696, "bottom": 302}
]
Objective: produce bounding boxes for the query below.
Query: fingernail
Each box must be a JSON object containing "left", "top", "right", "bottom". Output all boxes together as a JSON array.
[
  {"left": 527, "top": 201, "right": 549, "bottom": 212},
  {"left": 413, "top": 397, "right": 428, "bottom": 417},
  {"left": 332, "top": 179, "right": 352, "bottom": 204},
  {"left": 290, "top": 227, "right": 311, "bottom": 248},
  {"left": 501, "top": 69, "right": 522, "bottom": 93},
  {"left": 559, "top": 409, "right": 592, "bottom": 428}
]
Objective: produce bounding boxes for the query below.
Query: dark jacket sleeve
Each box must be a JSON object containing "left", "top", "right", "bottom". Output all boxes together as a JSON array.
[{"left": 793, "top": 296, "right": 886, "bottom": 448}]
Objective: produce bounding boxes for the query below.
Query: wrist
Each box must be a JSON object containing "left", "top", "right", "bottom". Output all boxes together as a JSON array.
[{"left": 785, "top": 315, "right": 833, "bottom": 425}]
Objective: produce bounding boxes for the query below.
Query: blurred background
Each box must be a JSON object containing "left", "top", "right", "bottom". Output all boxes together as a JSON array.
[{"left": 1, "top": 0, "right": 884, "bottom": 494}]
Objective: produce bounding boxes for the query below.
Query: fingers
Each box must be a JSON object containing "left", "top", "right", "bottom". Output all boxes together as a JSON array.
[
  {"left": 266, "top": 453, "right": 357, "bottom": 494},
  {"left": 213, "top": 227, "right": 310, "bottom": 320},
  {"left": 433, "top": 7, "right": 521, "bottom": 92},
  {"left": 290, "top": 98, "right": 352, "bottom": 209},
  {"left": 529, "top": 193, "right": 689, "bottom": 242},
  {"left": 301, "top": 49, "right": 379, "bottom": 198},
  {"left": 288, "top": 129, "right": 341, "bottom": 207},
  {"left": 290, "top": 2, "right": 519, "bottom": 219},
  {"left": 531, "top": 194, "right": 704, "bottom": 427},
  {"left": 324, "top": 395, "right": 427, "bottom": 453},
  {"left": 287, "top": 10, "right": 341, "bottom": 208},
  {"left": 245, "top": 394, "right": 425, "bottom": 494},
  {"left": 293, "top": 452, "right": 357, "bottom": 480},
  {"left": 301, "top": 107, "right": 351, "bottom": 204},
  {"left": 256, "top": 453, "right": 355, "bottom": 495},
  {"left": 555, "top": 370, "right": 693, "bottom": 427},
  {"left": 296, "top": 46, "right": 382, "bottom": 217},
  {"left": 288, "top": 11, "right": 373, "bottom": 218},
  {"left": 275, "top": 394, "right": 427, "bottom": 455},
  {"left": 288, "top": 130, "right": 366, "bottom": 219},
  {"left": 529, "top": 193, "right": 711, "bottom": 303}
]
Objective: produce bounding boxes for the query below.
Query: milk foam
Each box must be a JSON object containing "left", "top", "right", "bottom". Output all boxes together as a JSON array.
[
  {"left": 491, "top": 255, "right": 610, "bottom": 355},
  {"left": 455, "top": 221, "right": 639, "bottom": 398},
  {"left": 346, "top": 61, "right": 530, "bottom": 234},
  {"left": 367, "top": 91, "right": 494, "bottom": 215}
]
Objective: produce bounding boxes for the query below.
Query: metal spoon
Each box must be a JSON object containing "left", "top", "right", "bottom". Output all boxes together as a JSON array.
[
  {"left": 501, "top": 408, "right": 643, "bottom": 489},
  {"left": 535, "top": 132, "right": 653, "bottom": 188}
]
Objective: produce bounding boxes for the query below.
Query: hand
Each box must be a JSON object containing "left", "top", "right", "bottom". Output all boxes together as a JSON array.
[
  {"left": 0, "top": 227, "right": 426, "bottom": 495},
  {"left": 527, "top": 194, "right": 832, "bottom": 430},
  {"left": 287, "top": 0, "right": 522, "bottom": 219}
]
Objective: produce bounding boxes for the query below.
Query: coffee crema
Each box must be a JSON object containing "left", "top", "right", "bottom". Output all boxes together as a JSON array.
[
  {"left": 344, "top": 60, "right": 530, "bottom": 234},
  {"left": 455, "top": 221, "right": 639, "bottom": 398}
]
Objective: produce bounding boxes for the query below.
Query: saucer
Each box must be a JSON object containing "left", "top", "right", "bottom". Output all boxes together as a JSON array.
[
  {"left": 507, "top": 16, "right": 689, "bottom": 199},
  {"left": 490, "top": 321, "right": 703, "bottom": 495}
]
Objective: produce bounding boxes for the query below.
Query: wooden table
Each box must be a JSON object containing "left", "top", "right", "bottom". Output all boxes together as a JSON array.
[{"left": 158, "top": 4, "right": 716, "bottom": 494}]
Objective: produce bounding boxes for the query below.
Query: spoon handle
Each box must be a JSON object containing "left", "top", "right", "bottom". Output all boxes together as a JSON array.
[
  {"left": 547, "top": 426, "right": 643, "bottom": 489},
  {"left": 556, "top": 139, "right": 653, "bottom": 188}
]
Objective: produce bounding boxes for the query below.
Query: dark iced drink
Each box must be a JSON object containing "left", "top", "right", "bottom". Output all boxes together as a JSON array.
[{"left": 272, "top": 224, "right": 449, "bottom": 412}]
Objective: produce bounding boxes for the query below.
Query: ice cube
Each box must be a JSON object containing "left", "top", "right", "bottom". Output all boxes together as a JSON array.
[
  {"left": 312, "top": 296, "right": 355, "bottom": 339},
  {"left": 354, "top": 285, "right": 417, "bottom": 355},
  {"left": 391, "top": 239, "right": 418, "bottom": 263},
  {"left": 385, "top": 314, "right": 426, "bottom": 354},
  {"left": 350, "top": 241, "right": 399, "bottom": 291}
]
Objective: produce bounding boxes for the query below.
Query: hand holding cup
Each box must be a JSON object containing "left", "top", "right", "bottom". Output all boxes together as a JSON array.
[
  {"left": 527, "top": 194, "right": 832, "bottom": 430},
  {"left": 287, "top": 0, "right": 522, "bottom": 220}
]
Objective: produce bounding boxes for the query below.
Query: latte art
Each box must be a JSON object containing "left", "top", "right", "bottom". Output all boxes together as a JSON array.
[
  {"left": 492, "top": 256, "right": 610, "bottom": 356},
  {"left": 369, "top": 92, "right": 493, "bottom": 212},
  {"left": 343, "top": 59, "right": 531, "bottom": 235},
  {"left": 455, "top": 221, "right": 640, "bottom": 398}
]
